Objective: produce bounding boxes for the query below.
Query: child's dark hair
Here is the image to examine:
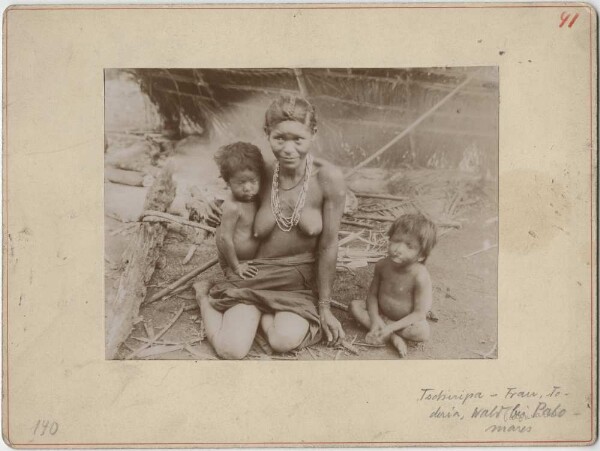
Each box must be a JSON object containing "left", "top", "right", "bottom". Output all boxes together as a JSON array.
[
  {"left": 264, "top": 95, "right": 317, "bottom": 134},
  {"left": 388, "top": 213, "right": 437, "bottom": 262},
  {"left": 214, "top": 142, "right": 265, "bottom": 183}
]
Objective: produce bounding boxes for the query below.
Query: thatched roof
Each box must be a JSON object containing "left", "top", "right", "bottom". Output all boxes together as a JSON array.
[{"left": 122, "top": 67, "right": 498, "bottom": 171}]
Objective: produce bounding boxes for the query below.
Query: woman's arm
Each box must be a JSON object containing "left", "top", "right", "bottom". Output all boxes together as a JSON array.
[{"left": 316, "top": 164, "right": 347, "bottom": 344}]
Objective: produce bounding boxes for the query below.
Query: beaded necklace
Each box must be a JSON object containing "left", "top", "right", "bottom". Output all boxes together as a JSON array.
[{"left": 271, "top": 154, "right": 313, "bottom": 232}]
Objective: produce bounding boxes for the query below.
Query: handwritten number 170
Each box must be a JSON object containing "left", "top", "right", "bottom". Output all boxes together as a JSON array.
[
  {"left": 560, "top": 12, "right": 579, "bottom": 28},
  {"left": 33, "top": 420, "right": 59, "bottom": 437}
]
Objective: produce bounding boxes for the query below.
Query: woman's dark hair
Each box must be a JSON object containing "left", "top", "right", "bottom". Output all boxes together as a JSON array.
[
  {"left": 264, "top": 95, "right": 317, "bottom": 134},
  {"left": 388, "top": 213, "right": 438, "bottom": 262},
  {"left": 214, "top": 141, "right": 265, "bottom": 183}
]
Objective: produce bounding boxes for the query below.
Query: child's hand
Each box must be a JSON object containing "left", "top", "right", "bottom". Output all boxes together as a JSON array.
[
  {"left": 365, "top": 330, "right": 386, "bottom": 345},
  {"left": 371, "top": 316, "right": 386, "bottom": 331},
  {"left": 365, "top": 321, "right": 388, "bottom": 345},
  {"left": 235, "top": 262, "right": 258, "bottom": 279}
]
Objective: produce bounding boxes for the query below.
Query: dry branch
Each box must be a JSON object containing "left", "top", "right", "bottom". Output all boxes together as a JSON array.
[
  {"left": 182, "top": 245, "right": 197, "bottom": 265},
  {"left": 126, "top": 306, "right": 184, "bottom": 359},
  {"left": 341, "top": 219, "right": 374, "bottom": 229},
  {"left": 463, "top": 244, "right": 497, "bottom": 258},
  {"left": 337, "top": 231, "right": 363, "bottom": 247},
  {"left": 137, "top": 344, "right": 185, "bottom": 359},
  {"left": 146, "top": 258, "right": 219, "bottom": 305},
  {"left": 331, "top": 300, "right": 349, "bottom": 312},
  {"left": 353, "top": 192, "right": 410, "bottom": 202},
  {"left": 140, "top": 210, "right": 215, "bottom": 233},
  {"left": 350, "top": 214, "right": 397, "bottom": 222},
  {"left": 350, "top": 213, "right": 461, "bottom": 229},
  {"left": 105, "top": 167, "right": 154, "bottom": 187},
  {"left": 344, "top": 70, "right": 480, "bottom": 178},
  {"left": 106, "top": 166, "right": 176, "bottom": 359},
  {"left": 185, "top": 345, "right": 218, "bottom": 360}
]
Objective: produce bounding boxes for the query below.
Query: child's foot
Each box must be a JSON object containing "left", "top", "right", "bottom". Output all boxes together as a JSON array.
[{"left": 390, "top": 335, "right": 408, "bottom": 358}]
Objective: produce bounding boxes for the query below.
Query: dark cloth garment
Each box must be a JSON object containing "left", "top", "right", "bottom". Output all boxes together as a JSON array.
[{"left": 209, "top": 253, "right": 322, "bottom": 347}]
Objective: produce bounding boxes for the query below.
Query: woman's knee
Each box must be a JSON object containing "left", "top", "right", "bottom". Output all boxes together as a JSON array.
[
  {"left": 268, "top": 331, "right": 304, "bottom": 353},
  {"left": 212, "top": 336, "right": 252, "bottom": 360},
  {"left": 267, "top": 313, "right": 309, "bottom": 353}
]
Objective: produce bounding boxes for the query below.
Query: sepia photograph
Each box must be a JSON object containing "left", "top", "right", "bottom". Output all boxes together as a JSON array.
[
  {"left": 104, "top": 67, "right": 499, "bottom": 361},
  {"left": 5, "top": 3, "right": 596, "bottom": 446}
]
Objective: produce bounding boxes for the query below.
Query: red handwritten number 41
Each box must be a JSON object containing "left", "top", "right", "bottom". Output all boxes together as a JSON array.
[
  {"left": 560, "top": 11, "right": 579, "bottom": 28},
  {"left": 33, "top": 419, "right": 59, "bottom": 437}
]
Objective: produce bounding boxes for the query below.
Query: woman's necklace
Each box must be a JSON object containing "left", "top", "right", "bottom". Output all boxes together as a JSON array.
[{"left": 271, "top": 154, "right": 313, "bottom": 232}]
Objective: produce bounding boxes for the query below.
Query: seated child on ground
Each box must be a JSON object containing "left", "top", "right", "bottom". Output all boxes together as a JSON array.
[
  {"left": 350, "top": 213, "right": 437, "bottom": 357},
  {"left": 214, "top": 142, "right": 265, "bottom": 279}
]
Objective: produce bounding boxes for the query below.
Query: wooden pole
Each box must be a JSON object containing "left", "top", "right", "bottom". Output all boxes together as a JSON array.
[
  {"left": 344, "top": 70, "right": 479, "bottom": 179},
  {"left": 294, "top": 68, "right": 309, "bottom": 97},
  {"left": 352, "top": 192, "right": 410, "bottom": 202},
  {"left": 105, "top": 166, "right": 176, "bottom": 359},
  {"left": 140, "top": 210, "right": 216, "bottom": 233},
  {"left": 145, "top": 257, "right": 219, "bottom": 305}
]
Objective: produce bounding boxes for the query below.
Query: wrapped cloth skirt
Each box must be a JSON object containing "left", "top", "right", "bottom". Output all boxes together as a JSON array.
[{"left": 209, "top": 253, "right": 322, "bottom": 348}]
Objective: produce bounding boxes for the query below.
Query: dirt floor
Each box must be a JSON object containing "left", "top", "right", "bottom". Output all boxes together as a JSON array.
[{"left": 105, "top": 178, "right": 498, "bottom": 361}]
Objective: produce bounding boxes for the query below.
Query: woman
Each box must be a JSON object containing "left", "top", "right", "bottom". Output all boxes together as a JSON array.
[{"left": 195, "top": 95, "right": 346, "bottom": 359}]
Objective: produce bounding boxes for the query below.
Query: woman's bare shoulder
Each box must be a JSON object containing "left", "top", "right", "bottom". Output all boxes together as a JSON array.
[{"left": 314, "top": 158, "right": 345, "bottom": 188}]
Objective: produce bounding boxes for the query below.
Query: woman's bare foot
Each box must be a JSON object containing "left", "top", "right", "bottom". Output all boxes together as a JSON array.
[
  {"left": 193, "top": 279, "right": 214, "bottom": 300},
  {"left": 390, "top": 334, "right": 408, "bottom": 358}
]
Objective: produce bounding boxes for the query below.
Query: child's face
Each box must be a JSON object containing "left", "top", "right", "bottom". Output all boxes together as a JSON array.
[
  {"left": 267, "top": 120, "right": 314, "bottom": 171},
  {"left": 388, "top": 231, "right": 422, "bottom": 265},
  {"left": 228, "top": 169, "right": 260, "bottom": 202}
]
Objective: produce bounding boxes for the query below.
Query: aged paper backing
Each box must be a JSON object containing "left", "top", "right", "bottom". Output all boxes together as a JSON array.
[{"left": 2, "top": 3, "right": 597, "bottom": 447}]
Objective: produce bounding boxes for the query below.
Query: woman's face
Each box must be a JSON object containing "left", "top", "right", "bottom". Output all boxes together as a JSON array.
[{"left": 267, "top": 120, "right": 314, "bottom": 171}]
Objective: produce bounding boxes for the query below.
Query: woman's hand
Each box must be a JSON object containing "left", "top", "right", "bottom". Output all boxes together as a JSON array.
[
  {"left": 235, "top": 262, "right": 258, "bottom": 280},
  {"left": 319, "top": 307, "right": 345, "bottom": 345}
]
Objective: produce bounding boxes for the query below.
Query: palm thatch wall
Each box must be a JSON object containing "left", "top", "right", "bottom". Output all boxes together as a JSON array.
[{"left": 118, "top": 67, "right": 498, "bottom": 174}]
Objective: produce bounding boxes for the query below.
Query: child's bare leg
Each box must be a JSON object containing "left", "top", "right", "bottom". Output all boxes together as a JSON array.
[
  {"left": 399, "top": 319, "right": 430, "bottom": 342},
  {"left": 194, "top": 280, "right": 261, "bottom": 359},
  {"left": 380, "top": 316, "right": 408, "bottom": 357},
  {"left": 390, "top": 334, "right": 409, "bottom": 357},
  {"left": 349, "top": 299, "right": 371, "bottom": 330}
]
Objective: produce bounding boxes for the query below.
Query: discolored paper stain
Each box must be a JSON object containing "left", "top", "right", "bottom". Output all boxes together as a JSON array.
[{"left": 501, "top": 169, "right": 571, "bottom": 254}]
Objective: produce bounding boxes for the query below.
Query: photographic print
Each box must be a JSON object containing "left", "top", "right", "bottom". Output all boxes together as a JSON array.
[
  {"left": 104, "top": 67, "right": 499, "bottom": 360},
  {"left": 5, "top": 4, "right": 596, "bottom": 447}
]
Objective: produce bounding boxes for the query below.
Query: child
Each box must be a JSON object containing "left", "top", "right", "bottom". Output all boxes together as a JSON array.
[
  {"left": 350, "top": 213, "right": 437, "bottom": 357},
  {"left": 214, "top": 142, "right": 265, "bottom": 280}
]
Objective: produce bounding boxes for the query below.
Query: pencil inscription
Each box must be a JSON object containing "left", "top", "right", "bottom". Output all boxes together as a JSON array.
[
  {"left": 32, "top": 419, "right": 59, "bottom": 437},
  {"left": 418, "top": 386, "right": 572, "bottom": 433}
]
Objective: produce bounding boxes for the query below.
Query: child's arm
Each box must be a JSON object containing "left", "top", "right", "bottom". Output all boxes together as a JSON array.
[
  {"left": 366, "top": 263, "right": 385, "bottom": 330},
  {"left": 216, "top": 201, "right": 255, "bottom": 279},
  {"left": 383, "top": 266, "right": 432, "bottom": 335}
]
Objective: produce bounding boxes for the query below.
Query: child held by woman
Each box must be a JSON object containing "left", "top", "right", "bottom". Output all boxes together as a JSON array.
[{"left": 214, "top": 142, "right": 265, "bottom": 280}]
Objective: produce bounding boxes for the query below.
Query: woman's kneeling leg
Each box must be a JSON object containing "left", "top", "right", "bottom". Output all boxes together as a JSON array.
[
  {"left": 262, "top": 311, "right": 309, "bottom": 353},
  {"left": 212, "top": 303, "right": 262, "bottom": 359}
]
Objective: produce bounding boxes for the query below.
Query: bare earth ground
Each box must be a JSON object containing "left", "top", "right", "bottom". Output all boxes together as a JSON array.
[{"left": 105, "top": 189, "right": 497, "bottom": 361}]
